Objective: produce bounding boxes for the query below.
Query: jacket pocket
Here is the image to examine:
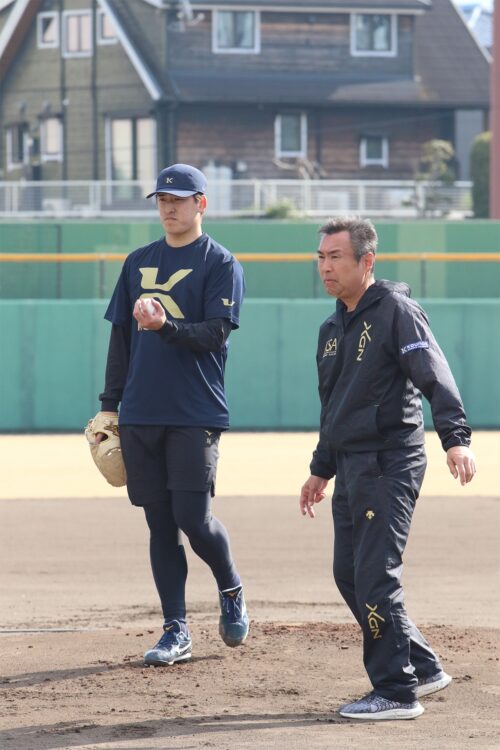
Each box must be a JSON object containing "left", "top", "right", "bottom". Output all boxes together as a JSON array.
[
  {"left": 367, "top": 451, "right": 383, "bottom": 478},
  {"left": 330, "top": 402, "right": 384, "bottom": 449}
]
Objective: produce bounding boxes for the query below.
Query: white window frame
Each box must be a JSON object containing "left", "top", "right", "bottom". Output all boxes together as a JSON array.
[
  {"left": 275, "top": 113, "right": 307, "bottom": 159},
  {"left": 37, "top": 11, "right": 60, "bottom": 49},
  {"left": 97, "top": 8, "right": 118, "bottom": 45},
  {"left": 212, "top": 8, "right": 261, "bottom": 54},
  {"left": 40, "top": 118, "right": 63, "bottom": 163},
  {"left": 350, "top": 13, "right": 397, "bottom": 58},
  {"left": 360, "top": 135, "right": 389, "bottom": 168},
  {"left": 6, "top": 124, "right": 29, "bottom": 171},
  {"left": 62, "top": 10, "right": 93, "bottom": 58},
  {"left": 104, "top": 116, "right": 157, "bottom": 181}
]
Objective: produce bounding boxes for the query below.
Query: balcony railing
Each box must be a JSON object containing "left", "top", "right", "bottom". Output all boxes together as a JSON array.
[{"left": 0, "top": 179, "right": 473, "bottom": 219}]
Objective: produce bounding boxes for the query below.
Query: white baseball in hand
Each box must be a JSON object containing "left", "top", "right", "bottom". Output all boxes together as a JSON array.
[{"left": 142, "top": 298, "right": 156, "bottom": 315}]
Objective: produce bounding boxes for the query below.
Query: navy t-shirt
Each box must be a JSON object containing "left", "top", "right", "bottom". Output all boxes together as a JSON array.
[{"left": 104, "top": 233, "right": 245, "bottom": 428}]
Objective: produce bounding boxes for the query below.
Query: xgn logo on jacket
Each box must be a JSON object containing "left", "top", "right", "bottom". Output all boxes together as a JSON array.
[{"left": 357, "top": 321, "right": 372, "bottom": 361}]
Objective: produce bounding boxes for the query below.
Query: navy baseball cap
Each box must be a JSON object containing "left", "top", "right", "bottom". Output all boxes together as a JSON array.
[{"left": 146, "top": 163, "right": 207, "bottom": 198}]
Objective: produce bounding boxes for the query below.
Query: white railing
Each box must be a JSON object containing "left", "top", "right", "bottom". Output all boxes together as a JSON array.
[{"left": 0, "top": 179, "right": 473, "bottom": 219}]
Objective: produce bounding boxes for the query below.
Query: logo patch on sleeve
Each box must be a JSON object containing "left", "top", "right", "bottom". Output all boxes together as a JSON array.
[{"left": 401, "top": 341, "right": 429, "bottom": 355}]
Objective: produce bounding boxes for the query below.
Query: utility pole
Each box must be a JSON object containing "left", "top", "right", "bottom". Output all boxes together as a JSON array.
[{"left": 491, "top": 0, "right": 500, "bottom": 217}]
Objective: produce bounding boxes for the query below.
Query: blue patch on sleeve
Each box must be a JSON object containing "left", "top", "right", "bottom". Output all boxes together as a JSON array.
[{"left": 401, "top": 341, "right": 429, "bottom": 355}]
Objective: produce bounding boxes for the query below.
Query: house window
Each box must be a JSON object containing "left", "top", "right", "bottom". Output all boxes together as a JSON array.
[
  {"left": 135, "top": 118, "right": 156, "bottom": 182},
  {"left": 62, "top": 11, "right": 92, "bottom": 57},
  {"left": 106, "top": 117, "right": 156, "bottom": 183},
  {"left": 213, "top": 10, "right": 260, "bottom": 53},
  {"left": 37, "top": 12, "right": 59, "bottom": 49},
  {"left": 41, "top": 118, "right": 63, "bottom": 162},
  {"left": 97, "top": 9, "right": 118, "bottom": 45},
  {"left": 275, "top": 114, "right": 307, "bottom": 158},
  {"left": 6, "top": 124, "right": 29, "bottom": 170},
  {"left": 360, "top": 136, "right": 389, "bottom": 168},
  {"left": 351, "top": 14, "right": 397, "bottom": 57}
]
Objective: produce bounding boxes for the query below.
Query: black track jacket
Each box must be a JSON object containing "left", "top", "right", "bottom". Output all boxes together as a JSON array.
[{"left": 310, "top": 280, "right": 471, "bottom": 479}]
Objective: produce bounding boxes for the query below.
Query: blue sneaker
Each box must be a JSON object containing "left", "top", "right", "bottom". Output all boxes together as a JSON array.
[
  {"left": 218, "top": 587, "right": 249, "bottom": 647},
  {"left": 144, "top": 620, "right": 192, "bottom": 666},
  {"left": 339, "top": 692, "right": 424, "bottom": 720}
]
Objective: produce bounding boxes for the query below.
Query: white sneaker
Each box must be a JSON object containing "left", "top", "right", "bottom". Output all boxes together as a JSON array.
[
  {"left": 416, "top": 671, "right": 452, "bottom": 698},
  {"left": 339, "top": 692, "right": 424, "bottom": 721}
]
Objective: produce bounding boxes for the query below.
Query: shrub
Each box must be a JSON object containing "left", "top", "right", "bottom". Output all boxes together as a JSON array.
[
  {"left": 470, "top": 131, "right": 491, "bottom": 218},
  {"left": 264, "top": 199, "right": 297, "bottom": 219}
]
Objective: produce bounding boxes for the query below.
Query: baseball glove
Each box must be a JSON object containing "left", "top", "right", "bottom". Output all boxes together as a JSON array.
[{"left": 85, "top": 412, "right": 127, "bottom": 487}]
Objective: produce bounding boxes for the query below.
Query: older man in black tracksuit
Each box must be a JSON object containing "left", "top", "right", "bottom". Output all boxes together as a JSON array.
[{"left": 300, "top": 216, "right": 475, "bottom": 721}]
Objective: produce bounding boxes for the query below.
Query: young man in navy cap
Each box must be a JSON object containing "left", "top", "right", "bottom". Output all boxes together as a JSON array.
[{"left": 93, "top": 163, "right": 249, "bottom": 665}]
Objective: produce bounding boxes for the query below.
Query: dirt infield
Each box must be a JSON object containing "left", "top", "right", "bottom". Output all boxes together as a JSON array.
[{"left": 1, "top": 433, "right": 499, "bottom": 749}]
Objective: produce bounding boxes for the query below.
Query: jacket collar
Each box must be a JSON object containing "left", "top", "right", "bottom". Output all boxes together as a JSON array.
[{"left": 332, "top": 279, "right": 411, "bottom": 322}]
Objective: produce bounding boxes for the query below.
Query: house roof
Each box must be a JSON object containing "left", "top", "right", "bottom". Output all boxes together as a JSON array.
[
  {"left": 99, "top": 0, "right": 165, "bottom": 100},
  {"left": 459, "top": 4, "right": 493, "bottom": 49},
  {"left": 168, "top": 0, "right": 489, "bottom": 107},
  {"left": 187, "top": 1, "right": 430, "bottom": 10},
  {"left": 171, "top": 71, "right": 425, "bottom": 106},
  {"left": 0, "top": 0, "right": 39, "bottom": 81},
  {"left": 414, "top": 0, "right": 490, "bottom": 104},
  {"left": 0, "top": 0, "right": 490, "bottom": 108},
  {"left": 97, "top": 0, "right": 432, "bottom": 104}
]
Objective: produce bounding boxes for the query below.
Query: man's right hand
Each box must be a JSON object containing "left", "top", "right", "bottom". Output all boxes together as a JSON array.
[
  {"left": 299, "top": 475, "right": 329, "bottom": 518},
  {"left": 94, "top": 411, "right": 119, "bottom": 444}
]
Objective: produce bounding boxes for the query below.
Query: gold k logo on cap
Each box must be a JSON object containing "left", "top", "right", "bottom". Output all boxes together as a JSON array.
[{"left": 146, "top": 163, "right": 208, "bottom": 199}]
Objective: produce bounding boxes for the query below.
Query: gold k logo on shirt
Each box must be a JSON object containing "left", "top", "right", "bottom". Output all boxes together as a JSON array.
[{"left": 139, "top": 267, "right": 193, "bottom": 318}]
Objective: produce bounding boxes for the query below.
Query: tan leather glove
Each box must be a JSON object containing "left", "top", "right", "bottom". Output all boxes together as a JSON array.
[{"left": 84, "top": 412, "right": 127, "bottom": 487}]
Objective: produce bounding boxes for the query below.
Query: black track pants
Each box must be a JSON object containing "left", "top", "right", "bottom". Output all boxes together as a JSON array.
[{"left": 332, "top": 447, "right": 442, "bottom": 703}]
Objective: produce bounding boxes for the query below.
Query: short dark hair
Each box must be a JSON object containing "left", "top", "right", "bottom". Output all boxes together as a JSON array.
[{"left": 318, "top": 216, "right": 378, "bottom": 263}]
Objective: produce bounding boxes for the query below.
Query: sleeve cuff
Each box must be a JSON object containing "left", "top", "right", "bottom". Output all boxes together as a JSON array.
[
  {"left": 442, "top": 435, "right": 471, "bottom": 451},
  {"left": 100, "top": 399, "right": 120, "bottom": 412},
  {"left": 309, "top": 461, "right": 335, "bottom": 480}
]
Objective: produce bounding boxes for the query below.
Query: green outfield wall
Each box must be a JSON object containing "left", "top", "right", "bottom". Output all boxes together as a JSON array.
[
  {"left": 0, "top": 298, "right": 498, "bottom": 431},
  {"left": 1, "top": 219, "right": 500, "bottom": 299}
]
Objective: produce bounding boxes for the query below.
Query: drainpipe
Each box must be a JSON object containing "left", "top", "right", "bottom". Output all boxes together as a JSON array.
[
  {"left": 156, "top": 102, "right": 177, "bottom": 168},
  {"left": 59, "top": 0, "right": 67, "bottom": 180},
  {"left": 490, "top": 0, "right": 500, "bottom": 218},
  {"left": 91, "top": 0, "right": 98, "bottom": 179}
]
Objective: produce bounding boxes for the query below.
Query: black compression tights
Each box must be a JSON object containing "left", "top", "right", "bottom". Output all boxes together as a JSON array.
[{"left": 143, "top": 490, "right": 241, "bottom": 624}]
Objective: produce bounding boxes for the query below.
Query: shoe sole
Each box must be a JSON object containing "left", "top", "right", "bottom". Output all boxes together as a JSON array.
[
  {"left": 416, "top": 673, "right": 452, "bottom": 698},
  {"left": 339, "top": 704, "right": 424, "bottom": 721},
  {"left": 218, "top": 621, "right": 249, "bottom": 648},
  {"left": 144, "top": 651, "right": 192, "bottom": 667}
]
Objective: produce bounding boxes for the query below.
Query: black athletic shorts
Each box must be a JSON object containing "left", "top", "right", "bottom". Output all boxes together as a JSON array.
[{"left": 119, "top": 425, "right": 221, "bottom": 506}]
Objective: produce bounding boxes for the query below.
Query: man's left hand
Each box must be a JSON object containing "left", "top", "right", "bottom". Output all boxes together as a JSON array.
[
  {"left": 133, "top": 298, "right": 166, "bottom": 331},
  {"left": 446, "top": 445, "right": 476, "bottom": 485}
]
